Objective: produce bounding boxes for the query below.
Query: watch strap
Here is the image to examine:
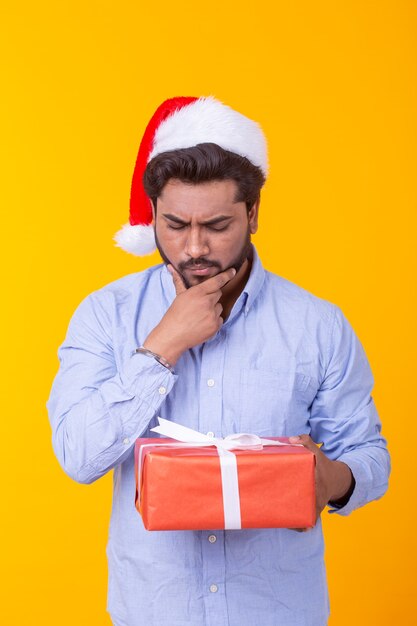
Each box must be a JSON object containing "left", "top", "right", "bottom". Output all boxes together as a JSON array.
[{"left": 133, "top": 346, "right": 175, "bottom": 373}]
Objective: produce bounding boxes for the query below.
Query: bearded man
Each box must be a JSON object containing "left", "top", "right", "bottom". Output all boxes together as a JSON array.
[{"left": 47, "top": 96, "right": 390, "bottom": 626}]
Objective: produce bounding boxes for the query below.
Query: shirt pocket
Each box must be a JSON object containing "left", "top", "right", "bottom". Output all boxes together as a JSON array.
[{"left": 238, "top": 368, "right": 315, "bottom": 436}]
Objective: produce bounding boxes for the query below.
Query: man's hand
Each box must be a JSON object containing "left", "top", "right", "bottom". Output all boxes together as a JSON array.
[
  {"left": 142, "top": 265, "right": 236, "bottom": 366},
  {"left": 288, "top": 434, "right": 354, "bottom": 532}
]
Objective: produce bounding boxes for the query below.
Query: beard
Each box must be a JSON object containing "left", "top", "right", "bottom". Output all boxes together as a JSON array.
[{"left": 154, "top": 224, "right": 252, "bottom": 289}]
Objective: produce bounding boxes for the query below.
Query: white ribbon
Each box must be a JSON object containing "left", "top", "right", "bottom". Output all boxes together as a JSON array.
[{"left": 137, "top": 417, "right": 302, "bottom": 530}]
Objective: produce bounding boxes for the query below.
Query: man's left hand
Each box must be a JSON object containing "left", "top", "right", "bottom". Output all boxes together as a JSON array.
[{"left": 288, "top": 434, "right": 354, "bottom": 531}]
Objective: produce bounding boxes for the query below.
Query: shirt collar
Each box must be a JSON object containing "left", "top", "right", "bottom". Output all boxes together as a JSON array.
[
  {"left": 240, "top": 243, "right": 265, "bottom": 315},
  {"left": 160, "top": 242, "right": 265, "bottom": 315}
]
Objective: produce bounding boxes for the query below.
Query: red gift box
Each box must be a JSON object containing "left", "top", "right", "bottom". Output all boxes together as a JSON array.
[{"left": 134, "top": 420, "right": 316, "bottom": 531}]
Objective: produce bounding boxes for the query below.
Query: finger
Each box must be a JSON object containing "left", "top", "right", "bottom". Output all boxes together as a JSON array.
[
  {"left": 288, "top": 434, "right": 321, "bottom": 454},
  {"left": 199, "top": 268, "right": 236, "bottom": 294},
  {"left": 167, "top": 264, "right": 187, "bottom": 295},
  {"left": 214, "top": 302, "right": 223, "bottom": 317},
  {"left": 207, "top": 289, "right": 224, "bottom": 305}
]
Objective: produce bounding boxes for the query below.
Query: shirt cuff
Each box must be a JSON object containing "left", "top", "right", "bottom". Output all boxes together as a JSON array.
[
  {"left": 327, "top": 455, "right": 370, "bottom": 516},
  {"left": 123, "top": 349, "right": 177, "bottom": 399},
  {"left": 96, "top": 350, "right": 179, "bottom": 445}
]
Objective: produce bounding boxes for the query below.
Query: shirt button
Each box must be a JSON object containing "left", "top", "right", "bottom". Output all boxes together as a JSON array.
[
  {"left": 208, "top": 534, "right": 217, "bottom": 543},
  {"left": 158, "top": 386, "right": 167, "bottom": 395},
  {"left": 206, "top": 431, "right": 215, "bottom": 438},
  {"left": 207, "top": 379, "right": 215, "bottom": 387},
  {"left": 123, "top": 438, "right": 130, "bottom": 445},
  {"left": 209, "top": 584, "right": 218, "bottom": 593}
]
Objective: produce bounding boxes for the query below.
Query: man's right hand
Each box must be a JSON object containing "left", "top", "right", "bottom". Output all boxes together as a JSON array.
[{"left": 142, "top": 264, "right": 236, "bottom": 366}]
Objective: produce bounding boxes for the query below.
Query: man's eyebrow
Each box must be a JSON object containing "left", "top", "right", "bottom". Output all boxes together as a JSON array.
[{"left": 162, "top": 213, "right": 233, "bottom": 226}]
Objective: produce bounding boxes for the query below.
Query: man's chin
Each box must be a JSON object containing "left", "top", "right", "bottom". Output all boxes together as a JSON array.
[{"left": 182, "top": 266, "right": 220, "bottom": 287}]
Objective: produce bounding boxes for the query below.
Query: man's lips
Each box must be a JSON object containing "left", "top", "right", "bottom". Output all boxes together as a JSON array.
[{"left": 184, "top": 264, "right": 216, "bottom": 275}]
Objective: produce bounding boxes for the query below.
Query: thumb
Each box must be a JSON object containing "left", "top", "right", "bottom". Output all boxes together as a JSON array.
[
  {"left": 288, "top": 434, "right": 321, "bottom": 454},
  {"left": 167, "top": 264, "right": 187, "bottom": 295}
]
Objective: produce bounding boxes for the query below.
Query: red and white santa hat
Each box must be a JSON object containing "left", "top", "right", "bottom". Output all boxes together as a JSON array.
[{"left": 114, "top": 95, "right": 268, "bottom": 256}]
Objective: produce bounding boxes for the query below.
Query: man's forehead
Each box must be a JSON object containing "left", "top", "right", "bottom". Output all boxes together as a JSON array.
[
  {"left": 157, "top": 179, "right": 243, "bottom": 219},
  {"left": 161, "top": 178, "right": 239, "bottom": 199}
]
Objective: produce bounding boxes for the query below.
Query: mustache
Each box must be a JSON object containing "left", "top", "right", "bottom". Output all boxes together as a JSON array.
[{"left": 179, "top": 259, "right": 221, "bottom": 270}]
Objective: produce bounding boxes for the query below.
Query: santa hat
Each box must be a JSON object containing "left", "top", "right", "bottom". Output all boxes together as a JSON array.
[{"left": 114, "top": 95, "right": 268, "bottom": 256}]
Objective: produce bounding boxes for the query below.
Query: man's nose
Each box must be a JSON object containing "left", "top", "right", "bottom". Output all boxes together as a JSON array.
[{"left": 184, "top": 227, "right": 210, "bottom": 258}]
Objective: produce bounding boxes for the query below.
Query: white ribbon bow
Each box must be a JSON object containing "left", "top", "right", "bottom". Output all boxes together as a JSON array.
[{"left": 142, "top": 417, "right": 302, "bottom": 530}]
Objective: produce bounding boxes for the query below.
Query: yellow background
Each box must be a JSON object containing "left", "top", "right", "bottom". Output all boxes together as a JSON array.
[{"left": 1, "top": 1, "right": 416, "bottom": 624}]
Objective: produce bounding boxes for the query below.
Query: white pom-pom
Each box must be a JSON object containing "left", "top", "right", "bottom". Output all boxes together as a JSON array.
[{"left": 113, "top": 223, "right": 156, "bottom": 256}]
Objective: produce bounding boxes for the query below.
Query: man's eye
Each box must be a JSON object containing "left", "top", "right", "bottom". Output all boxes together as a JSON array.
[{"left": 166, "top": 224, "right": 228, "bottom": 232}]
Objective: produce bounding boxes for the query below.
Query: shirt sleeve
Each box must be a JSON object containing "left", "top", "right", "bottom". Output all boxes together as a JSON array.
[
  {"left": 309, "top": 305, "right": 391, "bottom": 516},
  {"left": 46, "top": 291, "right": 178, "bottom": 484}
]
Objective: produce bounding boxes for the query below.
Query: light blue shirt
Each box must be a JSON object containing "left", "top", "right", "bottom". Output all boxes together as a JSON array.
[{"left": 47, "top": 244, "right": 390, "bottom": 626}]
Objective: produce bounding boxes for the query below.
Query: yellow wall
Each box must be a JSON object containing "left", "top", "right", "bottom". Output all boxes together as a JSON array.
[{"left": 2, "top": 1, "right": 415, "bottom": 624}]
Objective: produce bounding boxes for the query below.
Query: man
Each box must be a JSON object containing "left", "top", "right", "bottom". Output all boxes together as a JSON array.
[{"left": 47, "top": 96, "right": 390, "bottom": 626}]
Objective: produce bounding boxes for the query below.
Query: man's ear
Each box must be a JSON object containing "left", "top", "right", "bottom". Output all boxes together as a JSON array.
[
  {"left": 248, "top": 198, "right": 260, "bottom": 234},
  {"left": 150, "top": 199, "right": 156, "bottom": 221}
]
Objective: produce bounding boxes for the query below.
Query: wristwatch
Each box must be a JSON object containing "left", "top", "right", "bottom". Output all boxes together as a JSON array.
[{"left": 133, "top": 346, "right": 175, "bottom": 373}]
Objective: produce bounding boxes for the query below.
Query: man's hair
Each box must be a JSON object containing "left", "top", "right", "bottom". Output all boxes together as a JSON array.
[{"left": 143, "top": 142, "right": 266, "bottom": 213}]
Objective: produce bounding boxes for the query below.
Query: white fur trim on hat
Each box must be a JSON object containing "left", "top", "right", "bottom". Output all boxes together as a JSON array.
[
  {"left": 148, "top": 95, "right": 268, "bottom": 175},
  {"left": 114, "top": 223, "right": 156, "bottom": 256}
]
